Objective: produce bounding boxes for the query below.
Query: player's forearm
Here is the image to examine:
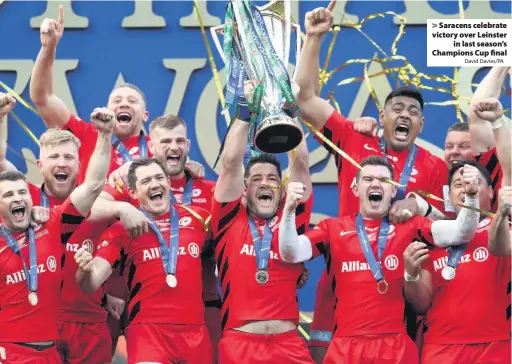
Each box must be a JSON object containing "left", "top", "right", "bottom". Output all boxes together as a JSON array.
[
  {"left": 30, "top": 47, "right": 56, "bottom": 106},
  {"left": 403, "top": 273, "right": 432, "bottom": 315},
  {"left": 472, "top": 67, "right": 509, "bottom": 101},
  {"left": 407, "top": 192, "right": 446, "bottom": 221},
  {"left": 89, "top": 199, "right": 130, "bottom": 223},
  {"left": 76, "top": 262, "right": 111, "bottom": 293},
  {"left": 296, "top": 34, "right": 322, "bottom": 102},
  {"left": 0, "top": 128, "right": 17, "bottom": 172},
  {"left": 493, "top": 124, "right": 511, "bottom": 185},
  {"left": 488, "top": 211, "right": 511, "bottom": 257},
  {"left": 431, "top": 194, "right": 479, "bottom": 247},
  {"left": 221, "top": 118, "right": 249, "bottom": 170},
  {"left": 71, "top": 131, "right": 112, "bottom": 216},
  {"left": 278, "top": 211, "right": 312, "bottom": 263},
  {"left": 286, "top": 124, "right": 313, "bottom": 200}
]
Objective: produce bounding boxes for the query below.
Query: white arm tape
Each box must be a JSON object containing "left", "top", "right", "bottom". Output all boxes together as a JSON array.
[
  {"left": 406, "top": 192, "right": 446, "bottom": 221},
  {"left": 431, "top": 194, "right": 480, "bottom": 248},
  {"left": 278, "top": 211, "right": 313, "bottom": 263}
]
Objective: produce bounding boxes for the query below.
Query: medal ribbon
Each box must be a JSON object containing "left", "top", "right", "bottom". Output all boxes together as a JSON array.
[
  {"left": 379, "top": 137, "right": 418, "bottom": 201},
  {"left": 248, "top": 217, "right": 272, "bottom": 272},
  {"left": 445, "top": 243, "right": 467, "bottom": 271},
  {"left": 40, "top": 187, "right": 50, "bottom": 208},
  {"left": 0, "top": 226, "right": 37, "bottom": 293},
  {"left": 170, "top": 175, "right": 193, "bottom": 206},
  {"left": 111, "top": 131, "right": 148, "bottom": 163},
  {"left": 138, "top": 204, "right": 179, "bottom": 276},
  {"left": 355, "top": 214, "right": 390, "bottom": 284}
]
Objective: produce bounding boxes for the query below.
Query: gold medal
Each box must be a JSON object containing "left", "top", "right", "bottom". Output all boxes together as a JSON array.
[
  {"left": 28, "top": 292, "right": 38, "bottom": 306},
  {"left": 441, "top": 266, "right": 456, "bottom": 281},
  {"left": 166, "top": 274, "right": 177, "bottom": 288},
  {"left": 376, "top": 279, "right": 388, "bottom": 294},
  {"left": 255, "top": 270, "right": 269, "bottom": 284}
]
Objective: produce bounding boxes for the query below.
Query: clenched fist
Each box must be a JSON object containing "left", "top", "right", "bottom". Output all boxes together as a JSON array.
[
  {"left": 305, "top": 0, "right": 336, "bottom": 36},
  {"left": 461, "top": 164, "right": 480, "bottom": 196},
  {"left": 40, "top": 5, "right": 64, "bottom": 48},
  {"left": 74, "top": 248, "right": 93, "bottom": 273},
  {"left": 91, "top": 107, "right": 116, "bottom": 134},
  {"left": 471, "top": 98, "right": 504, "bottom": 124},
  {"left": 497, "top": 186, "right": 512, "bottom": 217},
  {"left": 403, "top": 241, "right": 429, "bottom": 277},
  {"left": 353, "top": 117, "right": 379, "bottom": 137},
  {"left": 0, "top": 93, "right": 16, "bottom": 117},
  {"left": 284, "top": 182, "right": 306, "bottom": 214}
]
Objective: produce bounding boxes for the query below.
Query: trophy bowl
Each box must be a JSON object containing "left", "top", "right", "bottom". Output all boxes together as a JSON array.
[{"left": 255, "top": 114, "right": 302, "bottom": 154}]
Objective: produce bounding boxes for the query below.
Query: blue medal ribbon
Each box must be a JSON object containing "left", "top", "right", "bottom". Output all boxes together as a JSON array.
[
  {"left": 379, "top": 137, "right": 418, "bottom": 201},
  {"left": 248, "top": 217, "right": 272, "bottom": 272},
  {"left": 355, "top": 214, "right": 389, "bottom": 290},
  {"left": 112, "top": 131, "right": 148, "bottom": 163},
  {"left": 0, "top": 226, "right": 37, "bottom": 293},
  {"left": 40, "top": 187, "right": 49, "bottom": 208},
  {"left": 138, "top": 203, "right": 179, "bottom": 276},
  {"left": 445, "top": 244, "right": 467, "bottom": 271},
  {"left": 171, "top": 175, "right": 193, "bottom": 206}
]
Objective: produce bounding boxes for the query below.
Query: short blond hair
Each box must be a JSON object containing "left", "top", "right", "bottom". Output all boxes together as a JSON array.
[{"left": 39, "top": 128, "right": 81, "bottom": 151}]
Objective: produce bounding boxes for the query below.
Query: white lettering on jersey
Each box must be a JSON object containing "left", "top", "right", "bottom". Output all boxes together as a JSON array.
[
  {"left": 192, "top": 198, "right": 207, "bottom": 204},
  {"left": 5, "top": 257, "right": 56, "bottom": 284},
  {"left": 143, "top": 247, "right": 161, "bottom": 261},
  {"left": 384, "top": 255, "right": 399, "bottom": 270},
  {"left": 66, "top": 243, "right": 80, "bottom": 252},
  {"left": 432, "top": 247, "right": 489, "bottom": 272},
  {"left": 239, "top": 244, "right": 278, "bottom": 260},
  {"left": 341, "top": 261, "right": 370, "bottom": 273},
  {"left": 188, "top": 243, "right": 200, "bottom": 258}
]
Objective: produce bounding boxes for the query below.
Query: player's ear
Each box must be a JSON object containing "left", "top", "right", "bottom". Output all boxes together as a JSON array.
[
  {"left": 128, "top": 187, "right": 137, "bottom": 200},
  {"left": 392, "top": 185, "right": 397, "bottom": 198},
  {"left": 352, "top": 182, "right": 359, "bottom": 197}
]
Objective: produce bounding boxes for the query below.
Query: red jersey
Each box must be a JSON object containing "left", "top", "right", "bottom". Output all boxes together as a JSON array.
[
  {"left": 103, "top": 175, "right": 219, "bottom": 302},
  {"left": 62, "top": 114, "right": 152, "bottom": 184},
  {"left": 318, "top": 110, "right": 447, "bottom": 215},
  {"left": 306, "top": 215, "right": 435, "bottom": 337},
  {"left": 475, "top": 148, "right": 503, "bottom": 213},
  {"left": 423, "top": 217, "right": 511, "bottom": 344},
  {"left": 210, "top": 195, "right": 313, "bottom": 331},
  {"left": 0, "top": 198, "right": 85, "bottom": 342},
  {"left": 95, "top": 204, "right": 210, "bottom": 326},
  {"left": 28, "top": 183, "right": 108, "bottom": 323}
]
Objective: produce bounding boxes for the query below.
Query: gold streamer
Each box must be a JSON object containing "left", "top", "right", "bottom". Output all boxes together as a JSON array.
[
  {"left": 300, "top": 312, "right": 313, "bottom": 324},
  {"left": 281, "top": 148, "right": 298, "bottom": 187},
  {"left": 320, "top": 26, "right": 341, "bottom": 90},
  {"left": 10, "top": 111, "right": 40, "bottom": 146},
  {"left": 298, "top": 324, "right": 310, "bottom": 341},
  {"left": 363, "top": 54, "right": 382, "bottom": 112},
  {"left": 193, "top": 0, "right": 231, "bottom": 126},
  {"left": 0, "top": 81, "right": 40, "bottom": 116},
  {"left": 416, "top": 190, "right": 496, "bottom": 218}
]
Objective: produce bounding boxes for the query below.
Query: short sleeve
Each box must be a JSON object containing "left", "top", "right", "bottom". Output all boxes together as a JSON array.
[
  {"left": 314, "top": 110, "right": 354, "bottom": 153},
  {"left": 210, "top": 197, "right": 242, "bottom": 239},
  {"left": 411, "top": 216, "right": 435, "bottom": 247},
  {"left": 304, "top": 218, "right": 332, "bottom": 259},
  {"left": 95, "top": 224, "right": 126, "bottom": 267},
  {"left": 62, "top": 114, "right": 97, "bottom": 141}
]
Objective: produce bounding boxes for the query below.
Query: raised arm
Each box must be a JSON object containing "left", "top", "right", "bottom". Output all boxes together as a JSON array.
[
  {"left": 0, "top": 93, "right": 18, "bottom": 172},
  {"left": 295, "top": 1, "right": 335, "bottom": 128},
  {"left": 403, "top": 242, "right": 432, "bottom": 315},
  {"left": 431, "top": 165, "right": 480, "bottom": 247},
  {"left": 30, "top": 5, "right": 71, "bottom": 128},
  {"left": 467, "top": 67, "right": 510, "bottom": 153},
  {"left": 279, "top": 182, "right": 314, "bottom": 263},
  {"left": 70, "top": 108, "right": 114, "bottom": 216},
  {"left": 488, "top": 186, "right": 511, "bottom": 257},
  {"left": 75, "top": 248, "right": 112, "bottom": 293},
  {"left": 285, "top": 120, "right": 312, "bottom": 200}
]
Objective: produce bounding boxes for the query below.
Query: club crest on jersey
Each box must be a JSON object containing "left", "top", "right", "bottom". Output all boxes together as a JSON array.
[
  {"left": 188, "top": 243, "right": 200, "bottom": 258},
  {"left": 269, "top": 215, "right": 279, "bottom": 228},
  {"left": 179, "top": 217, "right": 192, "bottom": 227},
  {"left": 477, "top": 218, "right": 491, "bottom": 233},
  {"left": 98, "top": 240, "right": 109, "bottom": 250},
  {"left": 192, "top": 188, "right": 202, "bottom": 197}
]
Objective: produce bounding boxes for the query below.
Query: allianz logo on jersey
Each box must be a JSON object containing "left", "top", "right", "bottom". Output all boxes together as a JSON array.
[
  {"left": 339, "top": 225, "right": 396, "bottom": 241},
  {"left": 142, "top": 243, "right": 200, "bottom": 261},
  {"left": 341, "top": 255, "right": 399, "bottom": 273},
  {"left": 5, "top": 256, "right": 58, "bottom": 284},
  {"left": 432, "top": 247, "right": 489, "bottom": 272},
  {"left": 240, "top": 244, "right": 279, "bottom": 260},
  {"left": 66, "top": 240, "right": 94, "bottom": 253}
]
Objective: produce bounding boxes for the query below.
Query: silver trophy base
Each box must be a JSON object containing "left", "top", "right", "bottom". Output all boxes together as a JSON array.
[{"left": 254, "top": 114, "right": 302, "bottom": 154}]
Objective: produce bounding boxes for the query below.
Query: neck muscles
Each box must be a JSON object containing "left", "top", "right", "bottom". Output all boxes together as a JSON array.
[{"left": 169, "top": 170, "right": 186, "bottom": 180}]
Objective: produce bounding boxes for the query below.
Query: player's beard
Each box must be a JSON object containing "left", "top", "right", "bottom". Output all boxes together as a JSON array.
[
  {"left": 246, "top": 194, "right": 279, "bottom": 220},
  {"left": 45, "top": 175, "right": 77, "bottom": 199}
]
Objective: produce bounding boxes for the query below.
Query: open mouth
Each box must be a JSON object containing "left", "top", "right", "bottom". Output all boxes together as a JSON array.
[
  {"left": 166, "top": 154, "right": 181, "bottom": 167},
  {"left": 368, "top": 191, "right": 383, "bottom": 208},
  {"left": 257, "top": 191, "right": 273, "bottom": 206},
  {"left": 11, "top": 206, "right": 26, "bottom": 220},
  {"left": 149, "top": 191, "right": 163, "bottom": 202},
  {"left": 116, "top": 112, "right": 132, "bottom": 123},
  {"left": 54, "top": 172, "right": 68, "bottom": 184},
  {"left": 394, "top": 122, "right": 410, "bottom": 141}
]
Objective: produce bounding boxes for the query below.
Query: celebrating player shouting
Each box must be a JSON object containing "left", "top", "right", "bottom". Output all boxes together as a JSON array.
[{"left": 279, "top": 155, "right": 481, "bottom": 364}]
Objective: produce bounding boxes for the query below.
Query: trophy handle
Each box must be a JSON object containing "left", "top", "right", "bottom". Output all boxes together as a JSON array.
[
  {"left": 257, "top": 0, "right": 292, "bottom": 68},
  {"left": 291, "top": 22, "right": 301, "bottom": 80},
  {"left": 210, "top": 24, "right": 228, "bottom": 64}
]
